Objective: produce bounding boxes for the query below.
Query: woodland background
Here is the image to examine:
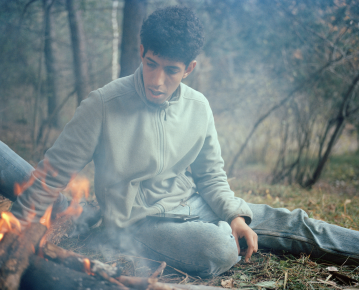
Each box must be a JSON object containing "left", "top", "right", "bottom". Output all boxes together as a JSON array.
[
  {"left": 1, "top": 1, "right": 359, "bottom": 287},
  {"left": 0, "top": 0, "right": 358, "bottom": 189}
]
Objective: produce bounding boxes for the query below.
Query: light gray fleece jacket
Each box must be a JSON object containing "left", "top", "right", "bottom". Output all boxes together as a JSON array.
[{"left": 12, "top": 65, "right": 253, "bottom": 228}]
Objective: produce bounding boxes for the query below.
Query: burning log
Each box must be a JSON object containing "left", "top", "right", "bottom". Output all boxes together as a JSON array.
[
  {"left": 20, "top": 255, "right": 223, "bottom": 290},
  {"left": 0, "top": 223, "right": 47, "bottom": 290},
  {"left": 20, "top": 255, "right": 122, "bottom": 290},
  {"left": 0, "top": 208, "right": 223, "bottom": 290},
  {"left": 41, "top": 241, "right": 122, "bottom": 277},
  {"left": 42, "top": 214, "right": 74, "bottom": 245}
]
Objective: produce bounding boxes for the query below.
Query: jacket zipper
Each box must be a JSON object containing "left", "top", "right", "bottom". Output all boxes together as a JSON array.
[{"left": 156, "top": 108, "right": 165, "bottom": 175}]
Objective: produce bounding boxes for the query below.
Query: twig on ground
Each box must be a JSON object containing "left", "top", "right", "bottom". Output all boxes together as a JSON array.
[{"left": 151, "top": 261, "right": 167, "bottom": 278}]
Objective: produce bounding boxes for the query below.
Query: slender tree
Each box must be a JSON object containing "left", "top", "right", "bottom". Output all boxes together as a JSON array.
[
  {"left": 43, "top": 0, "right": 59, "bottom": 127},
  {"left": 119, "top": 0, "right": 147, "bottom": 77},
  {"left": 66, "top": 0, "right": 90, "bottom": 105},
  {"left": 111, "top": 0, "right": 119, "bottom": 80}
]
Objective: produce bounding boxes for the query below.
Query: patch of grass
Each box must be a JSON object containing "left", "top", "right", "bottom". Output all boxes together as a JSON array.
[
  {"left": 323, "top": 153, "right": 359, "bottom": 189},
  {"left": 231, "top": 179, "right": 359, "bottom": 230}
]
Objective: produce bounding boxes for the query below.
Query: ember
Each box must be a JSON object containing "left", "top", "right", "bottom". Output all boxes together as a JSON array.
[
  {"left": 0, "top": 211, "right": 21, "bottom": 241},
  {"left": 83, "top": 258, "right": 93, "bottom": 275}
]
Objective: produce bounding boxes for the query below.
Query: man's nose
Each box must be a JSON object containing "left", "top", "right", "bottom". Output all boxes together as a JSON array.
[{"left": 152, "top": 68, "right": 165, "bottom": 87}]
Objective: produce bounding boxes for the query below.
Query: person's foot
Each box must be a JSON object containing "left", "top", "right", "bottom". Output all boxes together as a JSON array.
[{"left": 51, "top": 193, "right": 68, "bottom": 219}]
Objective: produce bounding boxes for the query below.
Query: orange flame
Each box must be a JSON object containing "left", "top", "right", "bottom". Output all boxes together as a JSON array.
[
  {"left": 0, "top": 211, "right": 22, "bottom": 241},
  {"left": 38, "top": 235, "right": 47, "bottom": 258},
  {"left": 13, "top": 158, "right": 58, "bottom": 196},
  {"left": 83, "top": 258, "right": 93, "bottom": 275},
  {"left": 1, "top": 212, "right": 21, "bottom": 232},
  {"left": 60, "top": 176, "right": 90, "bottom": 218},
  {"left": 40, "top": 205, "right": 53, "bottom": 229}
]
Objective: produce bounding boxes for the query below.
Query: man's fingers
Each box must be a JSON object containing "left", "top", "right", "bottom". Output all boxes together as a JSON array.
[
  {"left": 244, "top": 232, "right": 258, "bottom": 262},
  {"left": 232, "top": 232, "right": 240, "bottom": 255},
  {"left": 230, "top": 217, "right": 258, "bottom": 261}
]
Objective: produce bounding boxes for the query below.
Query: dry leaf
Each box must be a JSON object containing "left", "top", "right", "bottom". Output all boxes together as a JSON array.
[{"left": 221, "top": 278, "right": 234, "bottom": 288}]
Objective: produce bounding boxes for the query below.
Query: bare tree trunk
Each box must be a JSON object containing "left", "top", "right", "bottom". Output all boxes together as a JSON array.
[
  {"left": 66, "top": 0, "right": 90, "bottom": 105},
  {"left": 119, "top": 0, "right": 147, "bottom": 78},
  {"left": 43, "top": 0, "right": 59, "bottom": 127},
  {"left": 304, "top": 72, "right": 359, "bottom": 188},
  {"left": 111, "top": 0, "right": 119, "bottom": 80}
]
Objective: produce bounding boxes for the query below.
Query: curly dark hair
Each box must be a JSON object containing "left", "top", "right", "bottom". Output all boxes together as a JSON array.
[{"left": 140, "top": 6, "right": 204, "bottom": 66}]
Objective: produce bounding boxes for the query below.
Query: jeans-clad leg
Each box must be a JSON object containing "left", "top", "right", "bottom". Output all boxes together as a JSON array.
[
  {"left": 120, "top": 194, "right": 239, "bottom": 277},
  {"left": 0, "top": 141, "right": 34, "bottom": 201},
  {"left": 248, "top": 203, "right": 359, "bottom": 265},
  {"left": 0, "top": 141, "right": 67, "bottom": 213},
  {"left": 119, "top": 195, "right": 359, "bottom": 278}
]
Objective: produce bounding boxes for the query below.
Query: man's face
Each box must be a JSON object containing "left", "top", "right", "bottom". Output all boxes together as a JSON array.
[{"left": 140, "top": 45, "right": 196, "bottom": 104}]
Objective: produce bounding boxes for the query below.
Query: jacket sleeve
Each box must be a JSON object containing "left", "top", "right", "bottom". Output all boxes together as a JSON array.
[
  {"left": 11, "top": 91, "right": 103, "bottom": 224},
  {"left": 190, "top": 104, "right": 253, "bottom": 225}
]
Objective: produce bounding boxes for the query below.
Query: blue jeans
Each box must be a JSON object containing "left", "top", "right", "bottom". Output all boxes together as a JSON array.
[
  {"left": 0, "top": 141, "right": 67, "bottom": 215},
  {"left": 1, "top": 141, "right": 359, "bottom": 277},
  {"left": 115, "top": 194, "right": 359, "bottom": 277}
]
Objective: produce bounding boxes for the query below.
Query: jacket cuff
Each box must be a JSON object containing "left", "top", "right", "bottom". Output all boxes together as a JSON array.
[{"left": 227, "top": 214, "right": 252, "bottom": 226}]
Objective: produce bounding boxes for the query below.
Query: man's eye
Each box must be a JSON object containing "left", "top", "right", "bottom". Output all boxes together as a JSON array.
[
  {"left": 147, "top": 62, "right": 156, "bottom": 68},
  {"left": 166, "top": 69, "right": 178, "bottom": 75}
]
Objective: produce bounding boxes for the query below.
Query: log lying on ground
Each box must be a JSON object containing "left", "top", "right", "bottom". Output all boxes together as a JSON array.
[
  {"left": 42, "top": 241, "right": 122, "bottom": 277},
  {"left": 0, "top": 223, "right": 47, "bottom": 290}
]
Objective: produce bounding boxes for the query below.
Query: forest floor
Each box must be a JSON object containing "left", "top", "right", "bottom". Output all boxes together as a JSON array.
[
  {"left": 0, "top": 123, "right": 359, "bottom": 289},
  {"left": 56, "top": 153, "right": 359, "bottom": 290}
]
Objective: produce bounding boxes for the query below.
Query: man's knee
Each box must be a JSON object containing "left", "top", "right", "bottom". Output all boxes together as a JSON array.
[{"left": 197, "top": 222, "right": 239, "bottom": 277}]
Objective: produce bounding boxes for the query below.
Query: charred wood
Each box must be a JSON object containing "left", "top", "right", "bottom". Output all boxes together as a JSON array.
[
  {"left": 20, "top": 256, "right": 223, "bottom": 290},
  {"left": 0, "top": 223, "right": 47, "bottom": 290},
  {"left": 42, "top": 214, "right": 74, "bottom": 245},
  {"left": 20, "top": 255, "right": 120, "bottom": 290}
]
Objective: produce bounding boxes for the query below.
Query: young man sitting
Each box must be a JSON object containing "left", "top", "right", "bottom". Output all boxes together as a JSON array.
[{"left": 1, "top": 6, "right": 358, "bottom": 277}]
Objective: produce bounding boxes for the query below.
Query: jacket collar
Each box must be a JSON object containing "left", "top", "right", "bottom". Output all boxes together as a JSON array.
[{"left": 134, "top": 63, "right": 181, "bottom": 110}]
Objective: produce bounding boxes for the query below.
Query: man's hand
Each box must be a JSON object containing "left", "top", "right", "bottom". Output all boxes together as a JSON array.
[{"left": 230, "top": 216, "right": 258, "bottom": 262}]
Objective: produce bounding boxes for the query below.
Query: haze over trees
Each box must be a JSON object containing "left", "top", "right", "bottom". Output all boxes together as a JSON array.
[{"left": 0, "top": 0, "right": 358, "bottom": 188}]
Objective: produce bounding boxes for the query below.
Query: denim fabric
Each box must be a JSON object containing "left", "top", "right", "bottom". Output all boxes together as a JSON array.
[
  {"left": 0, "top": 141, "right": 67, "bottom": 215},
  {"left": 1, "top": 140, "right": 359, "bottom": 277},
  {"left": 0, "top": 142, "right": 33, "bottom": 201},
  {"left": 118, "top": 194, "right": 359, "bottom": 277}
]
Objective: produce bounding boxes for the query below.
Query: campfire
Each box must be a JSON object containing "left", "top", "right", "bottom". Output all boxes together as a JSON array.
[{"left": 0, "top": 174, "right": 221, "bottom": 290}]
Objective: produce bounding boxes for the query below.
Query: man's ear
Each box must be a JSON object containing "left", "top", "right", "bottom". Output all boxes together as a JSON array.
[
  {"left": 140, "top": 44, "right": 144, "bottom": 60},
  {"left": 182, "top": 60, "right": 197, "bottom": 79}
]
